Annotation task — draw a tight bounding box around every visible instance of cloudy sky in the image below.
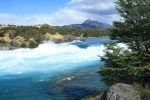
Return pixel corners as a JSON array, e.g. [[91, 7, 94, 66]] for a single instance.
[[0, 0, 120, 26]]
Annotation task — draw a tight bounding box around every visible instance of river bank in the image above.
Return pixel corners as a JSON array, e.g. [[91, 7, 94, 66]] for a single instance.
[[0, 33, 79, 50], [0, 37, 109, 100]]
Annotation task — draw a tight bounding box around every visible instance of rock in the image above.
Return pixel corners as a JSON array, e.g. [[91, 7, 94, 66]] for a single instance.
[[10, 36, 25, 48], [0, 33, 12, 49], [29, 38, 36, 43], [51, 32, 64, 42], [63, 35, 77, 42], [42, 32, 64, 43], [83, 83, 141, 100], [42, 32, 77, 43], [42, 33, 53, 40], [11, 40, 19, 47], [0, 35, 11, 43], [105, 83, 140, 100]]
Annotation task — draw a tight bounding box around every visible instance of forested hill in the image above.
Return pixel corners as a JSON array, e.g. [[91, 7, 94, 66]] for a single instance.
[[0, 23, 111, 49]]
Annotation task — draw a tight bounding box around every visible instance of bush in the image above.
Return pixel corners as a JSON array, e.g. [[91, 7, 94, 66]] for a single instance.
[[134, 83, 150, 100], [29, 41, 38, 48], [20, 43, 26, 48]]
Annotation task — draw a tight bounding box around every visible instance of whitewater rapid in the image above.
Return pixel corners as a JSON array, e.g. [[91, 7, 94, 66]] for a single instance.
[[0, 41, 105, 76], [0, 38, 130, 100]]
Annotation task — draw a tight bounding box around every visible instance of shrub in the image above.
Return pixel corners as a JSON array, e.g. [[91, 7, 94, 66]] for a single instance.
[[29, 41, 38, 48]]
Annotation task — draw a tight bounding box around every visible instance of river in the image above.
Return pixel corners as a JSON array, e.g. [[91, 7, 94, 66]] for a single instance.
[[0, 37, 110, 100]]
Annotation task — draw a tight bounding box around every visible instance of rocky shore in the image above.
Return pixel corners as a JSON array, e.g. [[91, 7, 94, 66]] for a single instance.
[[0, 32, 78, 50]]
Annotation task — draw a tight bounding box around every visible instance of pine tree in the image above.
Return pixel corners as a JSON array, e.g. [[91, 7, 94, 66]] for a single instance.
[[112, 0, 150, 67], [99, 0, 150, 87]]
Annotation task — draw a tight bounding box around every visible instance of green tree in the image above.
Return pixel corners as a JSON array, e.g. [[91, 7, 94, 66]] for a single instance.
[[99, 0, 150, 87], [99, 43, 133, 85], [111, 0, 150, 67]]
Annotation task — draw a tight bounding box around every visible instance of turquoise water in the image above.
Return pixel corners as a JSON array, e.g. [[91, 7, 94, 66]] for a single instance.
[[0, 37, 110, 100]]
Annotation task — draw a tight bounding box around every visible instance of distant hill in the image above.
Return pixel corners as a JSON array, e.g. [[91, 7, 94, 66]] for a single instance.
[[62, 19, 113, 29]]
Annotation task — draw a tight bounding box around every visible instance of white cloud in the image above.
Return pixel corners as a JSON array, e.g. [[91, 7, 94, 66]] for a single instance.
[[0, 0, 120, 26], [68, 0, 115, 12]]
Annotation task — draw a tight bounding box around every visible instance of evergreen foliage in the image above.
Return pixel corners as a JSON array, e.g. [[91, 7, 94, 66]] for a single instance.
[[134, 83, 150, 100], [99, 0, 150, 88], [111, 0, 150, 66], [0, 25, 111, 39]]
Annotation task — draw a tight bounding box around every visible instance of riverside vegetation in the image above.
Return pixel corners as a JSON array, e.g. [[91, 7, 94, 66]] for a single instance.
[[0, 24, 111, 49], [1, 0, 150, 99], [98, 0, 150, 100]]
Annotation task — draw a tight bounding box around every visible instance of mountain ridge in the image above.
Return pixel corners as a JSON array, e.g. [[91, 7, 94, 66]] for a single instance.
[[62, 19, 113, 29]]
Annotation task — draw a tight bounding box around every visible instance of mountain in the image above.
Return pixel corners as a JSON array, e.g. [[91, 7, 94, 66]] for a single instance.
[[82, 19, 113, 29], [63, 19, 113, 29]]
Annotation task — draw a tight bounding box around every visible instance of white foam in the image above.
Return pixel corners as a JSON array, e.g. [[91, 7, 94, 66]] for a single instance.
[[0, 41, 105, 76], [71, 40, 83, 43], [62, 76, 74, 81], [117, 43, 129, 50]]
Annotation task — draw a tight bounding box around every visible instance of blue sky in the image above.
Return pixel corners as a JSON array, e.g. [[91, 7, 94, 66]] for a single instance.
[[0, 0, 69, 16], [0, 0, 119, 25]]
